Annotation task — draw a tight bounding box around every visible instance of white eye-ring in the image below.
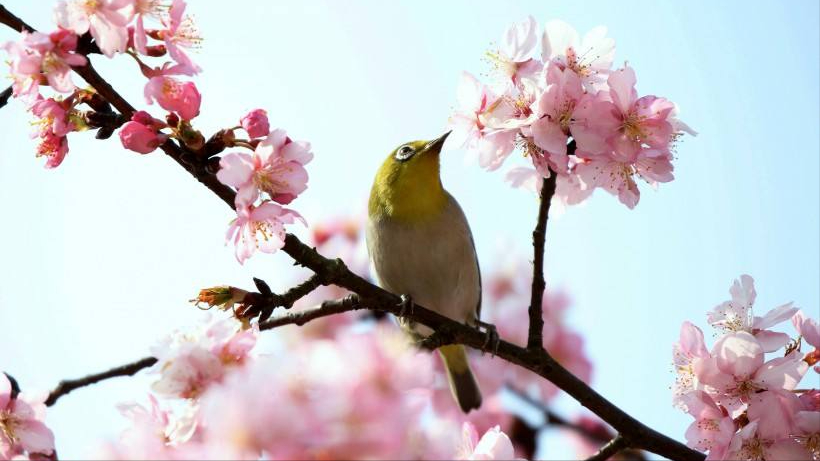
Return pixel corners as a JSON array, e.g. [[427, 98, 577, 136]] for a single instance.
[[395, 145, 415, 161]]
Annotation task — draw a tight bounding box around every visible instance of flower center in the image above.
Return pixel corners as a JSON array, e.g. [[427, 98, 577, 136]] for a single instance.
[[0, 410, 20, 444], [621, 112, 647, 140], [566, 47, 592, 77], [739, 437, 767, 461]]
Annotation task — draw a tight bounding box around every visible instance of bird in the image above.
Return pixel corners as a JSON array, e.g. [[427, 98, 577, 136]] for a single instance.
[[366, 131, 485, 413]]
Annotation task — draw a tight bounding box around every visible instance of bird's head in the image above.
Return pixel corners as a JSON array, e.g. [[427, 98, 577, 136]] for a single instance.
[[368, 131, 451, 222]]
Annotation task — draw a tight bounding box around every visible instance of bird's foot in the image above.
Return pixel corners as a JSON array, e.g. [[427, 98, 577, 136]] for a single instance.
[[398, 294, 414, 318], [474, 318, 500, 356]]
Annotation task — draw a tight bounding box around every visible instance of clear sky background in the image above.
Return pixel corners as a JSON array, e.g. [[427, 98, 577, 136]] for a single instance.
[[1, 1, 818, 459]]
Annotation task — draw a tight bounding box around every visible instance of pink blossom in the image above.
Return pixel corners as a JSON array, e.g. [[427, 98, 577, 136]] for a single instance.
[[541, 20, 615, 91], [119, 119, 168, 154], [680, 391, 735, 457], [239, 109, 270, 139], [149, 317, 257, 398], [35, 131, 69, 169], [792, 310, 820, 349], [457, 424, 523, 460], [672, 321, 710, 406], [722, 420, 812, 461], [707, 275, 798, 352], [0, 375, 55, 459], [131, 0, 167, 56], [528, 62, 583, 169], [573, 147, 673, 209], [225, 201, 305, 264], [217, 129, 313, 208], [794, 410, 820, 457], [30, 96, 74, 137], [196, 327, 451, 460], [158, 0, 202, 75], [54, 0, 134, 57], [143, 76, 201, 120], [446, 72, 517, 171], [694, 331, 808, 415], [596, 66, 677, 159], [2, 30, 87, 100], [485, 16, 541, 85]]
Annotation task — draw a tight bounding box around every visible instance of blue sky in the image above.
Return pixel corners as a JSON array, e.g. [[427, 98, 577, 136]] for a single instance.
[[1, 1, 818, 459]]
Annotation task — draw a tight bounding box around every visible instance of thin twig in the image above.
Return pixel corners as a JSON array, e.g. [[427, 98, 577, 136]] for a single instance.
[[586, 434, 630, 461], [44, 356, 158, 406]]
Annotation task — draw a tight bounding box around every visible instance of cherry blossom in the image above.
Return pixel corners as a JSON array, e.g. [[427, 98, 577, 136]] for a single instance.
[[446, 72, 517, 171], [457, 423, 523, 460], [143, 76, 201, 120], [148, 317, 257, 399], [541, 20, 615, 91], [131, 0, 168, 56], [239, 109, 269, 139], [672, 321, 710, 406], [485, 16, 540, 85], [54, 0, 134, 57], [30, 96, 75, 138], [119, 120, 168, 154], [1, 29, 87, 100], [695, 332, 808, 415], [707, 275, 798, 352], [680, 391, 735, 457], [0, 375, 55, 460], [35, 131, 70, 169], [225, 201, 305, 264], [217, 129, 312, 208], [158, 0, 202, 75]]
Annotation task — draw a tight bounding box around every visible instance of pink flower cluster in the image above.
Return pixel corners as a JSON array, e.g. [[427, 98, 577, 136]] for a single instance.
[[1, 374, 55, 460], [103, 324, 486, 460], [148, 317, 257, 399], [673, 275, 819, 460], [217, 125, 313, 264], [1, 0, 204, 165], [449, 18, 695, 208]]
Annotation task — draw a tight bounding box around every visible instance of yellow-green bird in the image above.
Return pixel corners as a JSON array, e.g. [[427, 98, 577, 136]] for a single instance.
[[366, 131, 483, 413]]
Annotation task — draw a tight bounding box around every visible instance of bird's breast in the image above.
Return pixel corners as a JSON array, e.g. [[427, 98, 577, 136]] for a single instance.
[[366, 193, 481, 335]]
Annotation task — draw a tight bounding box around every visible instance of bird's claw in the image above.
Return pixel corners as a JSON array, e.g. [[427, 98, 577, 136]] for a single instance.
[[475, 318, 500, 356], [398, 294, 414, 318]]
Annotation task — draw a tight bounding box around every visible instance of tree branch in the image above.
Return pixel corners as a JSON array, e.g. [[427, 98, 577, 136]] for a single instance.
[[258, 294, 365, 330], [527, 140, 574, 350], [0, 4, 35, 33], [2, 7, 704, 461], [0, 85, 12, 110], [44, 356, 158, 406], [585, 434, 630, 461]]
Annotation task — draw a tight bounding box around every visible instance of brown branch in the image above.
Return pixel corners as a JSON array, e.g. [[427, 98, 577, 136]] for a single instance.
[[527, 140, 574, 350], [44, 356, 158, 406], [258, 294, 365, 330], [0, 4, 35, 33], [0, 85, 12, 109], [586, 434, 630, 461], [1, 7, 703, 461]]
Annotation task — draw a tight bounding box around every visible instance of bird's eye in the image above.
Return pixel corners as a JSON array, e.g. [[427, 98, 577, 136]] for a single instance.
[[395, 145, 415, 161]]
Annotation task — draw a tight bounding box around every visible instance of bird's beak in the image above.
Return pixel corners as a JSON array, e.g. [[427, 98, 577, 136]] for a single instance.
[[424, 131, 451, 155]]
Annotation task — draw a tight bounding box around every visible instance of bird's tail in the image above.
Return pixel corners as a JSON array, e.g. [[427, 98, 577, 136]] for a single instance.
[[439, 344, 482, 413]]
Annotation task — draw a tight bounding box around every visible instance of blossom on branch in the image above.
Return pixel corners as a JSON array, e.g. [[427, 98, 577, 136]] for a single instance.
[[673, 275, 819, 460], [54, 0, 134, 57], [0, 374, 55, 460], [1, 29, 87, 101]]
